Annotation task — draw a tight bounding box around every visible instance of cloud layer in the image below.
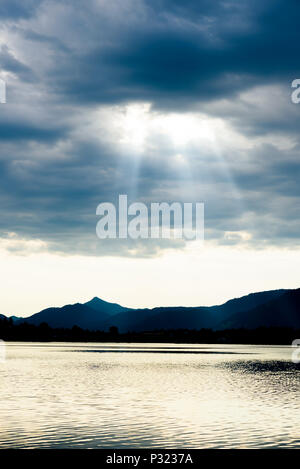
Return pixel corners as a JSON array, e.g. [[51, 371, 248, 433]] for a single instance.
[[0, 0, 299, 256]]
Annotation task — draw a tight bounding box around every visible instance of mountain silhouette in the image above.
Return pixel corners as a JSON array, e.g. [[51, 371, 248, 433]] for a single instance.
[[217, 289, 300, 329], [10, 288, 299, 332], [84, 297, 131, 316], [16, 297, 129, 330], [121, 289, 288, 332]]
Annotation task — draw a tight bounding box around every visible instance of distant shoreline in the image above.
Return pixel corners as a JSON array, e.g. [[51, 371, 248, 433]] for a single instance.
[[0, 317, 298, 346]]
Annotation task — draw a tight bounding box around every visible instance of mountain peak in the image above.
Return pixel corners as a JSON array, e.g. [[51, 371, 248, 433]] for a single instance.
[[86, 297, 111, 307], [84, 297, 130, 316], [89, 296, 102, 302]]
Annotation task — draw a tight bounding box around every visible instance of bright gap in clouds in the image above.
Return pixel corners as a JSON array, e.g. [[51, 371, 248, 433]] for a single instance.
[[96, 103, 220, 151], [93, 102, 245, 205]]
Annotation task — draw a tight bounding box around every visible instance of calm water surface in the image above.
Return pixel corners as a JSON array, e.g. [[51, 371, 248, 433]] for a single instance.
[[0, 342, 299, 448]]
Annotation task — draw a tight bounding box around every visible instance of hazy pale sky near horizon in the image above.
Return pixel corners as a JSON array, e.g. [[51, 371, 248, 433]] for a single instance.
[[2, 243, 300, 317], [0, 0, 300, 316]]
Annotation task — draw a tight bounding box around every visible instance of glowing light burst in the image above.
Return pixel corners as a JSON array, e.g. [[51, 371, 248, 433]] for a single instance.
[[116, 103, 217, 150], [106, 103, 215, 200], [96, 103, 245, 214]]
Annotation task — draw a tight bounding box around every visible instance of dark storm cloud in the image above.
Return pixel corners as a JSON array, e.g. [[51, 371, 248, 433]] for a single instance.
[[0, 136, 187, 256], [0, 122, 65, 141], [0, 45, 34, 82], [1, 0, 300, 107], [1, 134, 300, 255], [0, 0, 42, 20], [40, 0, 300, 110], [0, 0, 300, 255], [22, 30, 70, 54]]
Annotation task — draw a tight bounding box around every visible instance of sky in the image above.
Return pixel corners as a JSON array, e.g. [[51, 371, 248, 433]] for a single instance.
[[0, 0, 300, 316]]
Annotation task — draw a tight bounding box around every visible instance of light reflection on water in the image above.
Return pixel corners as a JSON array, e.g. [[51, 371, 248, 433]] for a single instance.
[[0, 342, 299, 448]]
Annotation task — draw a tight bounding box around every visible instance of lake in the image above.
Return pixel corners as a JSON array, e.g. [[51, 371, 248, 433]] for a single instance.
[[0, 342, 299, 448]]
